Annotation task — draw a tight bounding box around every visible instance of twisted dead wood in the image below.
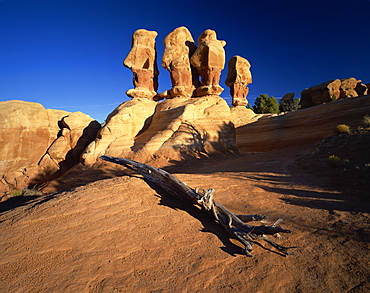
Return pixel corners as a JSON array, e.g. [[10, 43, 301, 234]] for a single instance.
[[101, 155, 293, 257]]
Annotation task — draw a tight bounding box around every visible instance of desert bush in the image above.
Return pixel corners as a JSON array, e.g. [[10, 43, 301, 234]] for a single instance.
[[253, 94, 280, 114], [326, 155, 341, 168], [363, 114, 370, 126], [8, 188, 43, 198], [9, 190, 24, 197], [335, 124, 350, 134], [22, 188, 43, 196]]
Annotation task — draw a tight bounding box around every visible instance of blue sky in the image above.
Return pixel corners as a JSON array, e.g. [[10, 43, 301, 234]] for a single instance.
[[1, 0, 370, 122]]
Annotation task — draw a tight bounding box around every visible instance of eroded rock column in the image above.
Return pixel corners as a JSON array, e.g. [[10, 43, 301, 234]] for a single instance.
[[161, 26, 199, 99], [190, 29, 226, 96], [123, 29, 160, 100], [225, 55, 252, 107]]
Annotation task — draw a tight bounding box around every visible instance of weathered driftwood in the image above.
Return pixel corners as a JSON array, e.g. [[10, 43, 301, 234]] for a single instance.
[[101, 155, 293, 257]]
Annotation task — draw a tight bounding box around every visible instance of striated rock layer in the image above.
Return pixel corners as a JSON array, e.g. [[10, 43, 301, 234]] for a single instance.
[[234, 95, 370, 152], [82, 95, 238, 167], [82, 98, 158, 165], [0, 100, 100, 193], [131, 95, 238, 164]]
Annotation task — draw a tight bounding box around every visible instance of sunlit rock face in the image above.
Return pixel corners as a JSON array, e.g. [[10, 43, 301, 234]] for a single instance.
[[161, 26, 198, 99], [123, 29, 160, 100], [82, 27, 240, 166], [190, 29, 226, 97], [82, 95, 238, 167], [340, 77, 369, 98], [300, 79, 342, 108], [81, 98, 158, 165], [0, 100, 100, 192], [225, 55, 252, 107], [130, 95, 238, 165]]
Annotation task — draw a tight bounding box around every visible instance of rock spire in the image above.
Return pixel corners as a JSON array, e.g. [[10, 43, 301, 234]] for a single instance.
[[123, 29, 160, 100], [225, 55, 252, 107], [190, 29, 226, 96], [161, 26, 199, 98]]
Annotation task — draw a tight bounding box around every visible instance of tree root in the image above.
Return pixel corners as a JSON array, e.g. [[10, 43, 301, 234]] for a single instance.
[[101, 156, 293, 257]]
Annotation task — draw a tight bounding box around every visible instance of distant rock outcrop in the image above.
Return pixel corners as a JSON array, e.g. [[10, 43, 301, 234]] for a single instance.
[[300, 79, 341, 108], [300, 78, 368, 108], [340, 78, 359, 98], [280, 92, 295, 103], [0, 100, 100, 193]]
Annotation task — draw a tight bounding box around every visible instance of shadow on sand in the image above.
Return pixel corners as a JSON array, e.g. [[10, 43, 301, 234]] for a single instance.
[[144, 179, 244, 257], [144, 179, 288, 257]]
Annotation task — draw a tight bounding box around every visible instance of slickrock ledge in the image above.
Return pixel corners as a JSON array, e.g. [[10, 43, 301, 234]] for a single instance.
[[0, 100, 100, 193]]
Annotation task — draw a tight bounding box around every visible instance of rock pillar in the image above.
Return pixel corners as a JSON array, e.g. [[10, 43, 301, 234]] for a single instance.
[[123, 29, 160, 100], [225, 55, 252, 107]]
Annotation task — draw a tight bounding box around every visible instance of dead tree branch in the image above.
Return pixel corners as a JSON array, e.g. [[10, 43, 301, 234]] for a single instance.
[[101, 155, 293, 257]]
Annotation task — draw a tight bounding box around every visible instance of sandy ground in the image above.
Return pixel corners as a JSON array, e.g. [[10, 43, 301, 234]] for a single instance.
[[1, 146, 369, 292]]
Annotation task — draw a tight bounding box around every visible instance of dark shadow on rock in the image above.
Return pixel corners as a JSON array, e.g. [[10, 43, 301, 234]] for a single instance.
[[144, 179, 244, 257], [28, 120, 101, 189], [164, 121, 239, 172]]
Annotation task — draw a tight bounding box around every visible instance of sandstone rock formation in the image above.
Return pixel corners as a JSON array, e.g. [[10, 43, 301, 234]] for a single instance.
[[230, 106, 257, 128], [280, 92, 295, 103], [80, 27, 237, 166], [123, 29, 160, 100], [300, 78, 367, 108], [340, 77, 360, 98], [355, 82, 368, 96], [0, 100, 100, 193], [82, 96, 238, 167], [190, 29, 226, 97], [131, 96, 238, 165], [300, 79, 341, 108], [82, 98, 157, 165], [161, 27, 199, 99], [366, 84, 370, 94], [234, 94, 370, 152], [225, 55, 252, 107]]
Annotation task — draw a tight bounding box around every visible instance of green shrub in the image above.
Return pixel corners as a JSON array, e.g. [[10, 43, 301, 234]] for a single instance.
[[253, 94, 280, 114], [335, 124, 350, 134], [9, 190, 24, 197], [326, 155, 341, 168]]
